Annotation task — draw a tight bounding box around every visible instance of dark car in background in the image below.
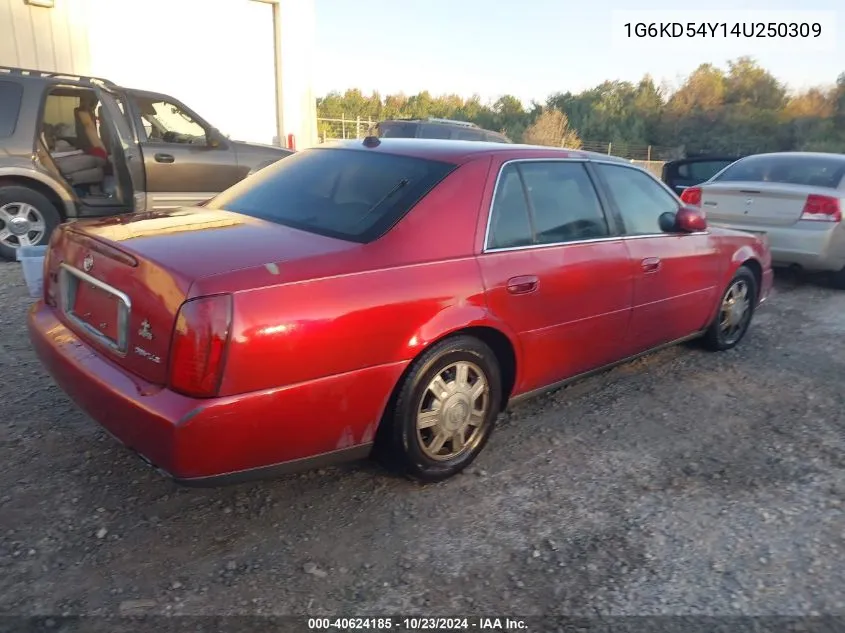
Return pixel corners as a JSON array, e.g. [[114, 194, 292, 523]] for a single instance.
[[662, 155, 741, 195], [373, 118, 511, 143], [0, 66, 293, 260]]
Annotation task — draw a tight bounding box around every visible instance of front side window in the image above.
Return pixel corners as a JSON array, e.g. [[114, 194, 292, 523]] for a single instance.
[[208, 147, 457, 243], [595, 163, 679, 236], [486, 161, 610, 249], [132, 97, 207, 145]]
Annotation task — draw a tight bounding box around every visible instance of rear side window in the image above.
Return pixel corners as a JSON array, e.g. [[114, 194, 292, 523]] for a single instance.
[[0, 81, 23, 138], [713, 155, 845, 189], [377, 122, 419, 138], [208, 148, 457, 243], [486, 161, 609, 250]]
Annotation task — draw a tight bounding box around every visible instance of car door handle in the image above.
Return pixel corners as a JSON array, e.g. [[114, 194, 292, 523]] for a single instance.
[[154, 153, 175, 164], [507, 275, 539, 295], [641, 257, 661, 273]]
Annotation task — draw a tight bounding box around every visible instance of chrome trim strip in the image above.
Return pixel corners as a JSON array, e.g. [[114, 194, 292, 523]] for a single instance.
[[481, 157, 687, 254], [58, 263, 132, 355], [484, 231, 711, 254]]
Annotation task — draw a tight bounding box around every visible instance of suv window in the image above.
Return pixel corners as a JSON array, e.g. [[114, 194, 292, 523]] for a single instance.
[[132, 96, 207, 145], [595, 163, 679, 236], [485, 132, 508, 143], [0, 81, 23, 138], [207, 147, 457, 243], [712, 154, 845, 189], [377, 122, 419, 138], [42, 94, 81, 142], [419, 123, 452, 140], [487, 161, 609, 249], [453, 128, 485, 141], [677, 160, 733, 182]]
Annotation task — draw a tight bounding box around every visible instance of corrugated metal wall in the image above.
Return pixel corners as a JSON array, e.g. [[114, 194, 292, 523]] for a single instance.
[[0, 0, 93, 74], [0, 0, 318, 147]]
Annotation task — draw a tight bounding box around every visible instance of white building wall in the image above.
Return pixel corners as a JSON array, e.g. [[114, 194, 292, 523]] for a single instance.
[[0, 0, 317, 148]]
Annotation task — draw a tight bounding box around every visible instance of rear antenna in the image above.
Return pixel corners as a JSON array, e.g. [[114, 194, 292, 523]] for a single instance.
[[363, 135, 381, 148]]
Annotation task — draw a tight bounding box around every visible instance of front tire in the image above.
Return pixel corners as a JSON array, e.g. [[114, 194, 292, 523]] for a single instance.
[[377, 335, 502, 483], [702, 266, 757, 351], [0, 186, 62, 261]]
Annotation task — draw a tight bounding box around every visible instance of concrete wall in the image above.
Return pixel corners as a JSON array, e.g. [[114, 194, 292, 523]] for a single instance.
[[0, 0, 317, 148]]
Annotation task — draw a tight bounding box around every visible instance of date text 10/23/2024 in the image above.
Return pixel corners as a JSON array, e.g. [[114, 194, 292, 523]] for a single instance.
[[307, 617, 528, 631]]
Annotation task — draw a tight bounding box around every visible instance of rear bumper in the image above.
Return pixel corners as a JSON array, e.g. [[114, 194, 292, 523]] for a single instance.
[[715, 221, 845, 272], [28, 302, 401, 484]]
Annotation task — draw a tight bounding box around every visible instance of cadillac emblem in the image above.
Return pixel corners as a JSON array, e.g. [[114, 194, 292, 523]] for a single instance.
[[82, 253, 94, 272]]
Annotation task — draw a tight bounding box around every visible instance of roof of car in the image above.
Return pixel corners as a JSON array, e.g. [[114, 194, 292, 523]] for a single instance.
[[736, 152, 845, 162], [314, 138, 632, 165]]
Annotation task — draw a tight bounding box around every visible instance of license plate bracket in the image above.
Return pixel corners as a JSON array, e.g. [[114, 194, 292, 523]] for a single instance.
[[59, 264, 132, 354]]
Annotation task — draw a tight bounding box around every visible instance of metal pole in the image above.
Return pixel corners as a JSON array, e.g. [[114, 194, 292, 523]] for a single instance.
[[271, 2, 285, 147]]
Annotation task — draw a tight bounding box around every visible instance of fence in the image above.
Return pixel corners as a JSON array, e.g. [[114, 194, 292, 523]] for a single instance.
[[317, 116, 374, 142]]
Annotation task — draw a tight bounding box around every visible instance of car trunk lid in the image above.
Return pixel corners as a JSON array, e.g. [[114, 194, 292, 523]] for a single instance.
[[48, 208, 356, 385], [701, 182, 832, 227]]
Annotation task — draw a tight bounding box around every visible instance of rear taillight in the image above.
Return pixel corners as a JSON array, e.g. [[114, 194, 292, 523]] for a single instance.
[[800, 194, 842, 222], [680, 187, 702, 206], [169, 294, 233, 398]]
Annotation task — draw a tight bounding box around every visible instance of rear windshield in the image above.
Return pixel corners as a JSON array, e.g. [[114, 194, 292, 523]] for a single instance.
[[207, 147, 457, 243], [377, 122, 419, 138], [712, 154, 845, 189]]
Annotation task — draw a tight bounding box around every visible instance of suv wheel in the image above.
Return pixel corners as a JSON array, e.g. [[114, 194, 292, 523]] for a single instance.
[[0, 186, 62, 261]]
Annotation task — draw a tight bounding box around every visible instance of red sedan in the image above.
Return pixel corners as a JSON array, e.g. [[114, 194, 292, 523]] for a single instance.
[[28, 138, 773, 485]]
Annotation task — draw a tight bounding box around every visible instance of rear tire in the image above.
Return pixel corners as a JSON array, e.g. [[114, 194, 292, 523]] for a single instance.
[[376, 335, 502, 483], [0, 186, 62, 261], [702, 266, 758, 351]]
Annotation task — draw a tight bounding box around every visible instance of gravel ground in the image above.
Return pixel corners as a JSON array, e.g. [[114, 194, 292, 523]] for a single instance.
[[1, 260, 844, 620]]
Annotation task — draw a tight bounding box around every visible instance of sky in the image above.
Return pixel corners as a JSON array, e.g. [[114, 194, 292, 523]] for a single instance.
[[313, 0, 842, 106]]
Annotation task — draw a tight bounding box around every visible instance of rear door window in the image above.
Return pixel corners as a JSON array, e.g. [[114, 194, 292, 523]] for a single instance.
[[486, 161, 610, 249], [712, 154, 845, 189], [0, 81, 23, 137], [208, 147, 457, 243]]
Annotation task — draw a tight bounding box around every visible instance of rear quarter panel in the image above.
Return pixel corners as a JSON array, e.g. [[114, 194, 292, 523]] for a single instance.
[[705, 227, 771, 322], [196, 156, 515, 398]]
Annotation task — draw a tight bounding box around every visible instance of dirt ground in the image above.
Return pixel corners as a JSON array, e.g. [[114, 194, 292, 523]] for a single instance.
[[1, 260, 844, 619]]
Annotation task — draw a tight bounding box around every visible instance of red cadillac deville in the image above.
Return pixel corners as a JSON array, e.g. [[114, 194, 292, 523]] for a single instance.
[[28, 138, 773, 485]]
